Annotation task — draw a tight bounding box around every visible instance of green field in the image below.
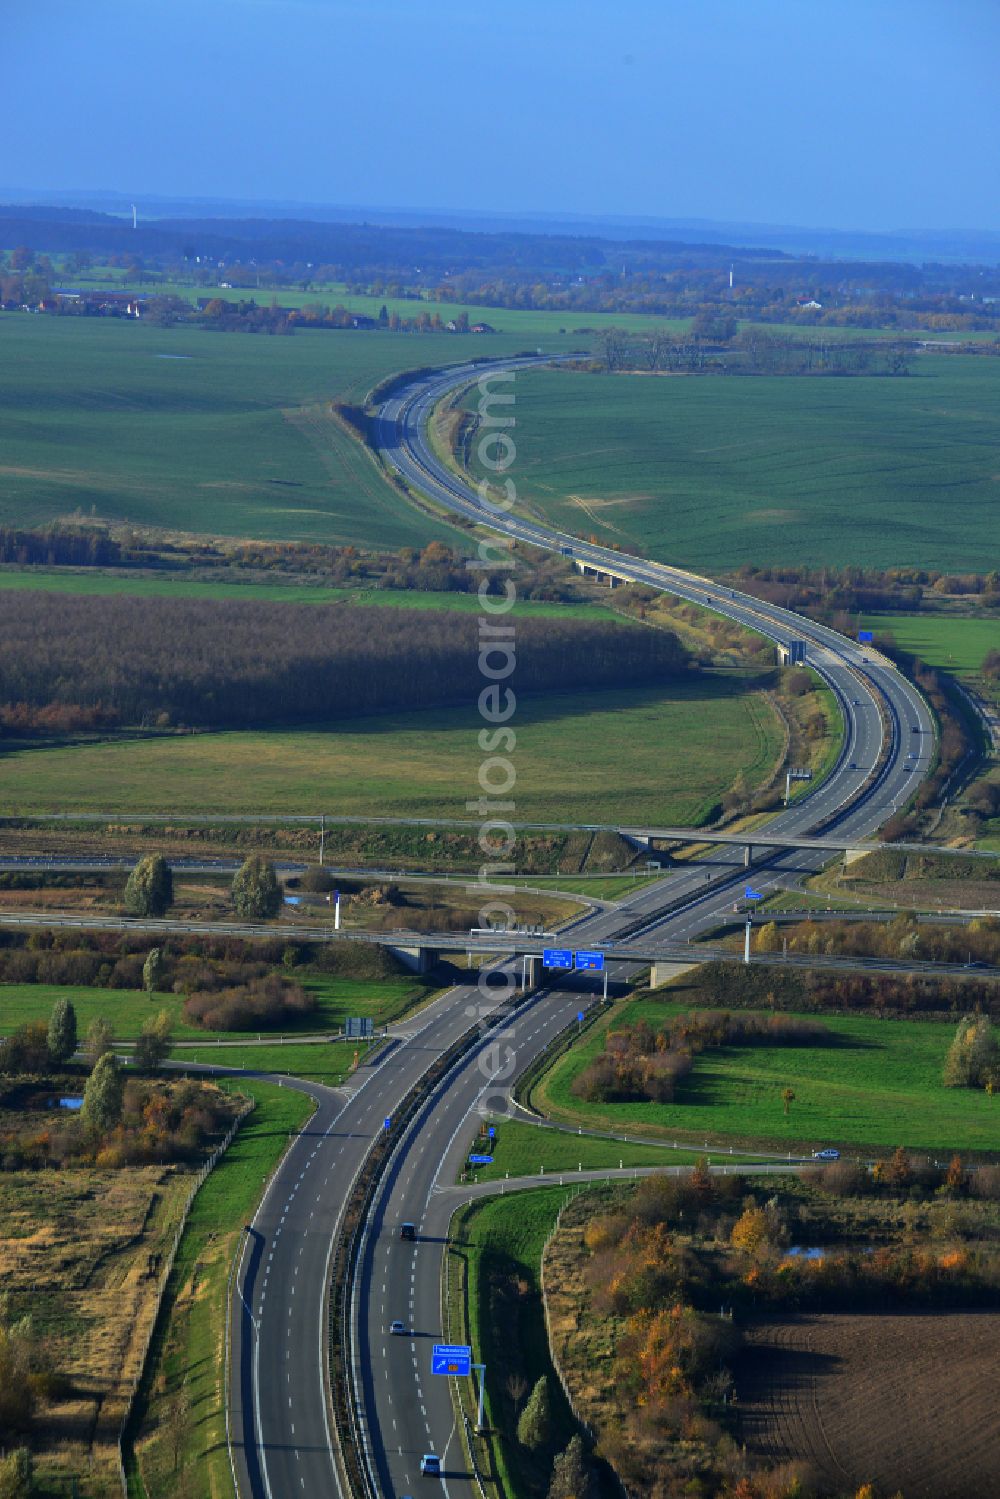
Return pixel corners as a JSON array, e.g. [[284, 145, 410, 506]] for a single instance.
[[0, 677, 783, 823], [530, 990, 1000, 1154], [0, 314, 564, 548], [464, 359, 1000, 571], [0, 975, 431, 1040], [0, 568, 617, 621], [460, 1117, 765, 1182], [862, 613, 999, 680], [128, 1078, 313, 1496]]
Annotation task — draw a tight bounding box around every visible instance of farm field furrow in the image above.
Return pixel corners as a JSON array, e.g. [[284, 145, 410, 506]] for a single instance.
[[736, 1311, 1000, 1499]]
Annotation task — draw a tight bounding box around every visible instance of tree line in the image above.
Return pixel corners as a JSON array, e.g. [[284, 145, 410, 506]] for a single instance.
[[694, 959, 999, 1020], [593, 327, 913, 376], [0, 593, 690, 733]]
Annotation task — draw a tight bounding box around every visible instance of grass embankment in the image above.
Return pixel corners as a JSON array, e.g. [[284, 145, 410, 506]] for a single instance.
[[0, 678, 784, 824], [0, 976, 433, 1040], [506, 873, 658, 899], [458, 1117, 767, 1183], [168, 1040, 359, 1087], [528, 985, 1000, 1155], [128, 1079, 313, 1499], [462, 360, 1000, 572], [447, 1188, 575, 1499]]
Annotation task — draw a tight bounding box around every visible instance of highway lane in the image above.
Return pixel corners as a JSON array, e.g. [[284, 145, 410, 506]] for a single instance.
[[229, 975, 570, 1499], [354, 980, 594, 1499]]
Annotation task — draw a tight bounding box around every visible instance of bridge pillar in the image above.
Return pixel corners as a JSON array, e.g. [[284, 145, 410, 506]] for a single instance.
[[521, 955, 541, 990], [744, 844, 754, 868], [388, 944, 433, 974]]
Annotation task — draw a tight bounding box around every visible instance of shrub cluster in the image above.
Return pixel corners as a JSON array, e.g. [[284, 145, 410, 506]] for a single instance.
[[572, 1010, 831, 1105], [0, 1078, 235, 1171], [182, 974, 315, 1031]]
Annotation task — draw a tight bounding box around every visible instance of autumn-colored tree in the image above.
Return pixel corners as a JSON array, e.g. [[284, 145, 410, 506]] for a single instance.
[[689, 1155, 713, 1197], [944, 1154, 967, 1196], [874, 1146, 913, 1192], [731, 1206, 770, 1255], [943, 1014, 997, 1090]]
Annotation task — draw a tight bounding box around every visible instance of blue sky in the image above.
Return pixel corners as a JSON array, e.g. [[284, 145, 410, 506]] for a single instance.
[[4, 0, 999, 230]]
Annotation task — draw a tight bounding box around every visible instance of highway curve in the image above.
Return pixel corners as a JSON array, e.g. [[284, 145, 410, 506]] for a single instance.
[[229, 356, 937, 1499]]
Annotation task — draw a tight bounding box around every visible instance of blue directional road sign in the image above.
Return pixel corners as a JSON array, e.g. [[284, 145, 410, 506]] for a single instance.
[[468, 1154, 493, 1165], [487, 1126, 496, 1139], [575, 950, 605, 971], [432, 1343, 472, 1376], [542, 947, 573, 970], [745, 886, 763, 901], [383, 1116, 392, 1131], [858, 630, 874, 643]]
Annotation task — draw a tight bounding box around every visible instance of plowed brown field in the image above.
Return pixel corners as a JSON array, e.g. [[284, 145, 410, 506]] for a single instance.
[[735, 1311, 1000, 1499]]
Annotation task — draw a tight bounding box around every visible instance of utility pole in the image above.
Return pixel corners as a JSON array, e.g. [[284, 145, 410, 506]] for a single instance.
[[744, 917, 752, 965], [319, 814, 325, 866]]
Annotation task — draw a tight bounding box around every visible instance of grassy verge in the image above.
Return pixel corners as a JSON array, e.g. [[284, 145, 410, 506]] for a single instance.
[[0, 976, 435, 1040], [168, 1040, 360, 1087], [505, 873, 657, 899], [446, 1188, 576, 1499], [528, 984, 1000, 1156], [128, 1079, 314, 1499], [456, 1117, 766, 1183]]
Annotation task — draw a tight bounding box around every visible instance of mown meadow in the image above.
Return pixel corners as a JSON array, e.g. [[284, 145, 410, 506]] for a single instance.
[[529, 988, 1000, 1155]]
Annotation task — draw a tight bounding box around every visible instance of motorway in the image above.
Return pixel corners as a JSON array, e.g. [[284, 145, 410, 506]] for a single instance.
[[220, 354, 943, 1499]]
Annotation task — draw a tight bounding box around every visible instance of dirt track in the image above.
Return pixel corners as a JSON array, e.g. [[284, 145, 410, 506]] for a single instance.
[[735, 1311, 1000, 1499]]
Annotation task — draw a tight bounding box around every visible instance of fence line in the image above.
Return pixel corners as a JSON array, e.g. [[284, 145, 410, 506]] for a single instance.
[[117, 1097, 256, 1496]]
